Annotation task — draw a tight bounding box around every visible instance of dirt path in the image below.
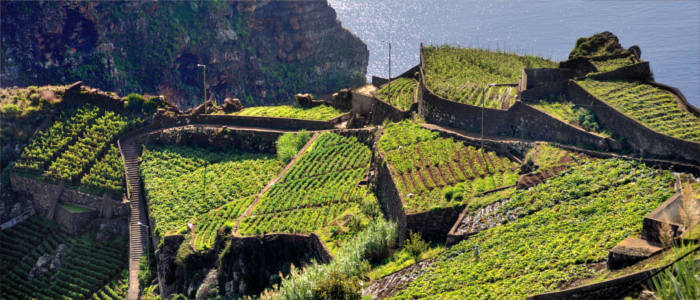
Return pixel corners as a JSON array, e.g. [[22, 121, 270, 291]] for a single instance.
[[232, 133, 321, 235]]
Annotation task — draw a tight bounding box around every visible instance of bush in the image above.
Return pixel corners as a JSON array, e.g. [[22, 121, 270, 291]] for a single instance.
[[312, 270, 361, 300], [1, 103, 21, 118], [276, 131, 311, 163], [124, 93, 145, 111], [405, 231, 429, 260]]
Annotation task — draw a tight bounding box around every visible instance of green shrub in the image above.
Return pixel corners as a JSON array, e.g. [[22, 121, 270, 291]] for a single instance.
[[405, 231, 429, 260], [1, 104, 21, 118], [312, 270, 361, 300], [276, 131, 311, 163], [124, 93, 145, 111]]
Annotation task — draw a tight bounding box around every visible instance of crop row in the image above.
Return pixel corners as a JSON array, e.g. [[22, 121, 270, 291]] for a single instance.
[[391, 159, 674, 299], [577, 79, 700, 142], [592, 55, 638, 73], [0, 217, 127, 300], [44, 110, 132, 184], [192, 195, 256, 251], [90, 269, 128, 300], [423, 45, 556, 108], [376, 78, 417, 111], [78, 144, 125, 198], [140, 145, 284, 240], [14, 105, 102, 175], [379, 120, 520, 212], [530, 98, 610, 137], [232, 104, 346, 121], [239, 203, 351, 236], [240, 133, 372, 236]]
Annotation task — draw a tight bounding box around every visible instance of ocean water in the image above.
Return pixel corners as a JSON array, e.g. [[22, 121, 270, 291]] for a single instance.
[[329, 0, 700, 106]]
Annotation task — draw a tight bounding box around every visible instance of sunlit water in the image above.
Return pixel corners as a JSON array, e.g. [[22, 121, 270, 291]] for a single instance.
[[329, 0, 700, 106]]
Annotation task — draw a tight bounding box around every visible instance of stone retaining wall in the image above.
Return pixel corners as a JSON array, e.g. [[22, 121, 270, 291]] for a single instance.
[[11, 174, 127, 220], [405, 205, 465, 243], [143, 126, 282, 154], [54, 203, 98, 235], [567, 81, 700, 165], [587, 62, 653, 82]]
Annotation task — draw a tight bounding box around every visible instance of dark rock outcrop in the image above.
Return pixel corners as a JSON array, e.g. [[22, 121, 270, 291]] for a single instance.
[[1, 0, 368, 108]]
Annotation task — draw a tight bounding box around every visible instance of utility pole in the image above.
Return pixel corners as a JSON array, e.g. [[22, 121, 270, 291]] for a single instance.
[[383, 41, 391, 93], [197, 64, 206, 103]]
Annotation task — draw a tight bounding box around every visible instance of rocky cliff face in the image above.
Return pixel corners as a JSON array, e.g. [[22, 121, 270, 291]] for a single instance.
[[1, 0, 368, 108]]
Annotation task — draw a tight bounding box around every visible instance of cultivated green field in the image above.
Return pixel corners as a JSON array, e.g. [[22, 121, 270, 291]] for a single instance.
[[390, 159, 674, 299], [238, 133, 372, 236], [230, 104, 346, 121], [140, 145, 284, 240], [578, 79, 700, 142], [0, 217, 127, 300], [379, 120, 520, 212], [423, 46, 556, 109], [376, 78, 417, 111]]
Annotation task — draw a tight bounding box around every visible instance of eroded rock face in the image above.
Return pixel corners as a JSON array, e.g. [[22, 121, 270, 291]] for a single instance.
[[1, 0, 368, 108], [28, 244, 69, 281]]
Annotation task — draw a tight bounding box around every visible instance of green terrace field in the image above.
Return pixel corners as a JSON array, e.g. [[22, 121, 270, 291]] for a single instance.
[[376, 78, 417, 111], [591, 55, 638, 73], [389, 159, 674, 299], [228, 104, 346, 121], [238, 133, 372, 236], [192, 195, 256, 251], [140, 145, 284, 241], [526, 143, 587, 173], [530, 98, 611, 138], [423, 45, 556, 109], [378, 120, 520, 212], [577, 79, 700, 142], [0, 217, 127, 300], [13, 104, 140, 196]]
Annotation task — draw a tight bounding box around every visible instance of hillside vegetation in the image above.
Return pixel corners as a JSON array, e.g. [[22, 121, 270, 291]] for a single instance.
[[423, 46, 556, 109], [0, 217, 127, 300], [140, 145, 283, 241], [13, 104, 141, 197], [578, 79, 700, 142], [391, 159, 674, 299], [379, 120, 519, 212], [230, 105, 346, 121], [376, 78, 417, 111], [238, 133, 373, 236]]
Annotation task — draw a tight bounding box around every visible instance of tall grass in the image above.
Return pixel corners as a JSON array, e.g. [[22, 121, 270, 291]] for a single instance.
[[650, 248, 700, 300], [262, 219, 397, 300]]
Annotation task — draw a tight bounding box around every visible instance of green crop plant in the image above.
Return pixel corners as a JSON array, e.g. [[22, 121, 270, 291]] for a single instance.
[[379, 120, 520, 212], [592, 55, 638, 73], [229, 104, 346, 121], [238, 133, 372, 236], [389, 159, 674, 299], [530, 97, 610, 137], [376, 78, 417, 111], [192, 195, 256, 251], [578, 79, 700, 142], [140, 144, 284, 243], [78, 145, 125, 198], [423, 46, 556, 109], [0, 217, 127, 300]]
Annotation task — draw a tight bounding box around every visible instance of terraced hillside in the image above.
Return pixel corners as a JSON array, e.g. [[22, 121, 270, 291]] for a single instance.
[[238, 132, 373, 236], [577, 79, 700, 142], [591, 55, 639, 73], [140, 145, 284, 242], [423, 46, 556, 109], [13, 104, 141, 197], [229, 104, 346, 121], [379, 120, 520, 212], [389, 159, 674, 299], [530, 97, 611, 137], [0, 217, 127, 300], [376, 78, 418, 111]]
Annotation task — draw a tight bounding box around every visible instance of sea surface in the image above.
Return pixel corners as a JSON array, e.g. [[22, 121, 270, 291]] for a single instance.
[[329, 0, 700, 106]]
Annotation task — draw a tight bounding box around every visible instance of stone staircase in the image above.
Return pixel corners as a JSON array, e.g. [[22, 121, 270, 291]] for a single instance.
[[120, 140, 148, 300]]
